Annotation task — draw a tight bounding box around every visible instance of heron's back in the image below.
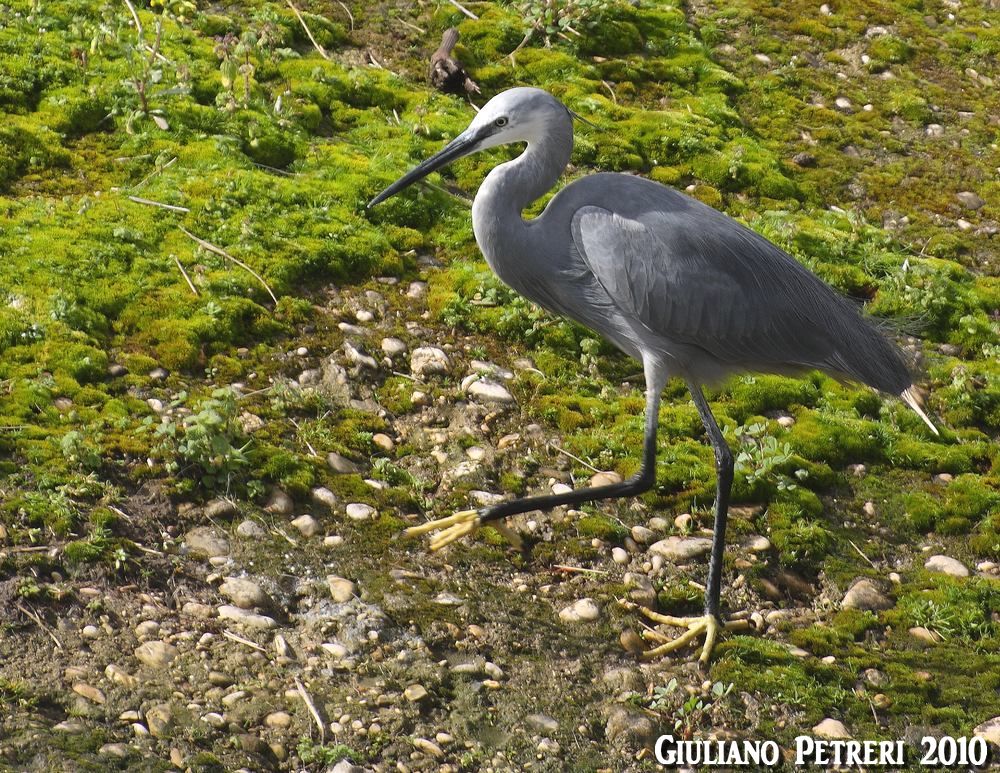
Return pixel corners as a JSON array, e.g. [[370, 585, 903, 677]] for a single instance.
[[536, 173, 912, 394]]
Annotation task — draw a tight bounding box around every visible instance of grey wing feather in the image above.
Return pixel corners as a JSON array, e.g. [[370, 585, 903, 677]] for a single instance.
[[570, 204, 911, 393]]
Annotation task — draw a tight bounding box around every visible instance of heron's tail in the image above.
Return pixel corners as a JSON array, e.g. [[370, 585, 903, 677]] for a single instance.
[[901, 386, 938, 435]]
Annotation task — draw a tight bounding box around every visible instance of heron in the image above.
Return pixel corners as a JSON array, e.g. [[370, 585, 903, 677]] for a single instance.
[[368, 87, 937, 664]]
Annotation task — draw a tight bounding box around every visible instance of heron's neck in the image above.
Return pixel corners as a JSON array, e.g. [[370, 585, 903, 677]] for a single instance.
[[471, 125, 573, 260]]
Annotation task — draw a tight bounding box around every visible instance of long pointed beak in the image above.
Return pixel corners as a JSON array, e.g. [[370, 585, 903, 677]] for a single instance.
[[367, 125, 486, 209]]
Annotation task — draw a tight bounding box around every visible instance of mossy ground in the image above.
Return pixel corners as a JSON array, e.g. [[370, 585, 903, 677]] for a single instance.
[[0, 0, 997, 769]]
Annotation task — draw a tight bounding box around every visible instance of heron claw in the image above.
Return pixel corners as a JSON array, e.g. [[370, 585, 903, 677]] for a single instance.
[[628, 608, 752, 665], [403, 509, 482, 550]]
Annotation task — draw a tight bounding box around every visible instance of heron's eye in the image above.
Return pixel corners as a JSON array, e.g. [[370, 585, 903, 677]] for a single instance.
[[495, 116, 508, 127]]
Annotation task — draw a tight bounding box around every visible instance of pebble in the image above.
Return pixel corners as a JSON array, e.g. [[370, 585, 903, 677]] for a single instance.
[[233, 520, 265, 541], [611, 547, 629, 564], [204, 499, 239, 519], [590, 471, 623, 487], [925, 123, 944, 137], [145, 704, 174, 738], [99, 743, 129, 758], [407, 281, 427, 299], [265, 488, 294, 515], [649, 536, 712, 561], [410, 347, 450, 377], [135, 620, 160, 639], [80, 623, 99, 640], [754, 53, 771, 64], [973, 716, 1000, 745], [559, 598, 600, 623], [630, 525, 654, 544], [842, 579, 893, 611], [863, 501, 876, 517], [327, 452, 361, 474], [219, 577, 272, 610], [381, 337, 407, 357], [181, 601, 214, 618], [924, 554, 969, 577], [372, 432, 395, 451], [328, 576, 356, 603], [813, 718, 851, 739], [909, 626, 941, 644], [149, 367, 168, 381], [673, 513, 693, 531], [54, 720, 86, 733], [290, 514, 320, 537], [551, 482, 573, 495], [605, 707, 655, 745], [834, 97, 852, 110], [466, 379, 515, 404], [404, 684, 429, 702], [324, 535, 344, 548], [184, 527, 230, 559], [956, 191, 985, 210], [105, 664, 138, 689], [217, 605, 278, 629], [538, 738, 561, 754], [743, 535, 771, 553], [72, 683, 106, 704], [134, 641, 178, 669], [413, 738, 444, 758], [346, 503, 376, 521], [311, 487, 338, 509], [265, 711, 292, 729], [526, 713, 559, 734], [862, 668, 888, 687], [222, 690, 247, 707]]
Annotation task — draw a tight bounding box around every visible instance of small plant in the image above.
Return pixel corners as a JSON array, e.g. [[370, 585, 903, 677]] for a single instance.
[[649, 678, 735, 739], [516, 0, 612, 49], [730, 421, 804, 491], [296, 740, 359, 765], [148, 388, 250, 491]]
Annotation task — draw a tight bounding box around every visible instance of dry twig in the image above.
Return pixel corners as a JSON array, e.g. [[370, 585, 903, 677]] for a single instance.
[[295, 677, 327, 743], [179, 226, 278, 305], [285, 0, 331, 60]]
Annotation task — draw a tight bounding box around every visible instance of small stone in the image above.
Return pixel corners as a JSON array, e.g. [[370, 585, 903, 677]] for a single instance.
[[324, 535, 344, 548], [605, 707, 655, 746], [98, 743, 129, 758], [590, 471, 623, 487], [321, 642, 349, 659], [410, 346, 450, 377], [413, 738, 444, 758], [924, 555, 969, 577], [311, 487, 338, 509], [134, 620, 160, 639], [236, 519, 266, 539], [630, 525, 654, 544], [862, 668, 888, 687], [290, 514, 320, 537], [220, 577, 272, 610], [744, 535, 771, 553], [201, 712, 225, 729], [296, 346, 309, 356], [611, 547, 629, 564], [105, 664, 138, 689], [820, 3, 831, 14], [80, 624, 99, 640], [265, 711, 292, 729], [973, 716, 1000, 746], [372, 433, 394, 452], [54, 720, 87, 733], [108, 364, 127, 378], [134, 641, 177, 669], [649, 536, 712, 561], [956, 191, 986, 210], [217, 605, 278, 629], [208, 671, 233, 686], [559, 598, 600, 623], [956, 219, 973, 231], [346, 503, 375, 521], [328, 576, 356, 603], [404, 684, 429, 702], [146, 704, 174, 738], [72, 683, 106, 704], [619, 629, 644, 655], [863, 501, 876, 517], [466, 379, 515, 404], [381, 337, 407, 357], [265, 488, 294, 515], [204, 499, 238, 519], [847, 464, 866, 477], [835, 96, 852, 110], [673, 513, 693, 530], [754, 53, 771, 64], [813, 718, 851, 739], [327, 452, 361, 474], [925, 123, 944, 137], [406, 281, 428, 299], [909, 626, 941, 644], [842, 579, 893, 611], [149, 367, 169, 381], [185, 527, 230, 559], [526, 713, 559, 734]]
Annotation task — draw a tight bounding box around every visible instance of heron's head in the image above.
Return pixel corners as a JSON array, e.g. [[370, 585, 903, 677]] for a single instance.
[[368, 87, 570, 208]]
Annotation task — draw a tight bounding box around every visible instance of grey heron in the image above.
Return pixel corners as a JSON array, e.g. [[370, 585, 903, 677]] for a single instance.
[[369, 87, 937, 664]]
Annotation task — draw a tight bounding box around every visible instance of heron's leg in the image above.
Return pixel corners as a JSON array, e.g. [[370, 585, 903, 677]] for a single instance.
[[624, 382, 738, 665], [405, 359, 668, 550]]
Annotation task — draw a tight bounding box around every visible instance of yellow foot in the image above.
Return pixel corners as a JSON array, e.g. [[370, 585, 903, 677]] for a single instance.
[[403, 509, 481, 551], [623, 604, 752, 665]]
